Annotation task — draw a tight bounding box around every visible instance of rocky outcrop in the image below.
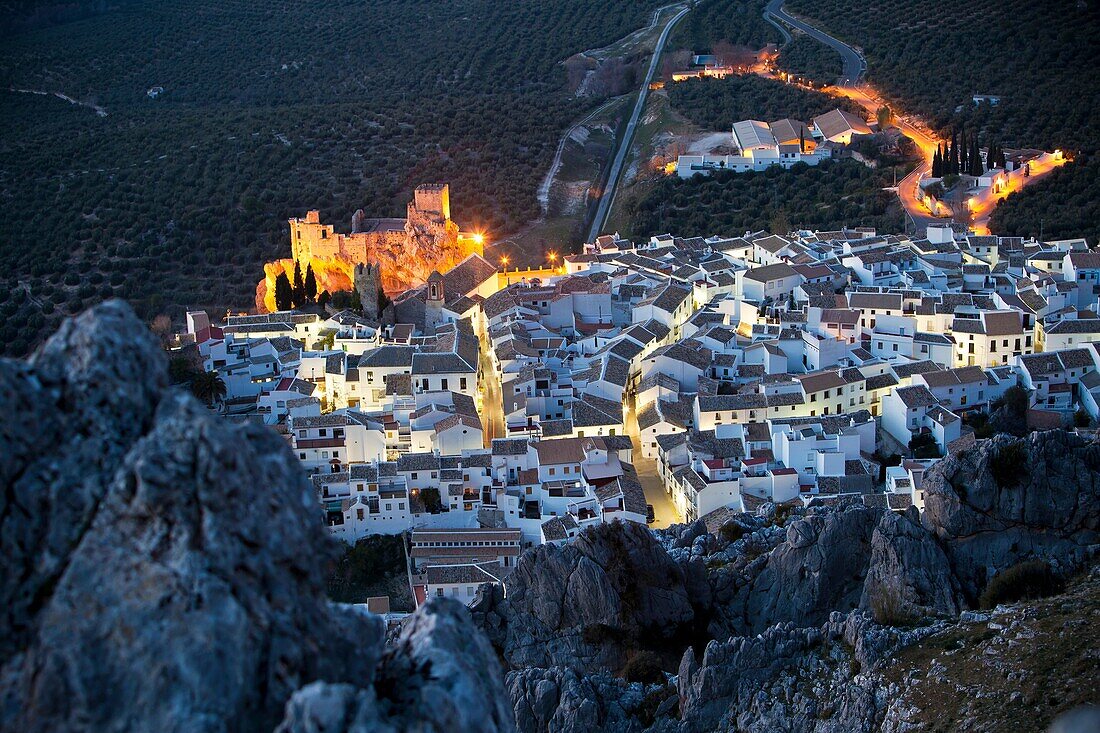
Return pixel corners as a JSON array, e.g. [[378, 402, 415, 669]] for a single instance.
[[506, 667, 670, 733], [473, 521, 709, 671], [860, 505, 962, 619], [725, 504, 879, 634], [278, 599, 515, 733], [0, 301, 511, 733], [922, 431, 1100, 600]]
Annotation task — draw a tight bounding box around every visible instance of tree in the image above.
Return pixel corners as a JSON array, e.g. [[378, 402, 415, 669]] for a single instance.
[[168, 355, 200, 384], [274, 271, 293, 311], [317, 290, 331, 308], [304, 263, 317, 303], [875, 105, 894, 129], [931, 147, 942, 177], [969, 137, 983, 177], [150, 314, 174, 348], [292, 260, 305, 308], [769, 208, 791, 235], [190, 370, 226, 407]]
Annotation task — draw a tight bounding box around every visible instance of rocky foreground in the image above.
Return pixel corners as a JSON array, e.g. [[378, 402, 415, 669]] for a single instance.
[[0, 302, 1097, 732]]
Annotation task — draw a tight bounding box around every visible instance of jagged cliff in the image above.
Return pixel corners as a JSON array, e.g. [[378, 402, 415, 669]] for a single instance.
[[0, 301, 512, 733], [474, 431, 1099, 732], [0, 304, 1096, 732]]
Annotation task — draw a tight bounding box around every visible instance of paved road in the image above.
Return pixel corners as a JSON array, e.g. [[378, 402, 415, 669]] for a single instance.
[[479, 340, 505, 446], [586, 3, 692, 242], [764, 0, 864, 85], [764, 1, 945, 234]]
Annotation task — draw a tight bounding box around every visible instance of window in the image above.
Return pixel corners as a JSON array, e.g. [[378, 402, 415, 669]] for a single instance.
[[460, 378, 468, 390], [299, 453, 306, 460], [441, 378, 449, 390], [436, 588, 444, 597], [548, 468, 555, 476]]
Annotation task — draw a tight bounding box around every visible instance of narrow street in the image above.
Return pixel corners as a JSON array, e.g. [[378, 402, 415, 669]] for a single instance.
[[479, 338, 505, 447], [625, 392, 681, 529]]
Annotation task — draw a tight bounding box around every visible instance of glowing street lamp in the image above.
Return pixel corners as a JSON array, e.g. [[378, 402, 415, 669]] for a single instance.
[[500, 256, 509, 268], [548, 251, 557, 263], [472, 232, 485, 245]]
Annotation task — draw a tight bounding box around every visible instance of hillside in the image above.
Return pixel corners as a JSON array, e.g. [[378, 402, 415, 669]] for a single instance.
[[784, 0, 1100, 243], [626, 159, 903, 239], [0, 0, 665, 355]]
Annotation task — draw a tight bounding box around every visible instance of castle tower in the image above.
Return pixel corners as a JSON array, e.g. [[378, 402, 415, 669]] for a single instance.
[[424, 270, 444, 332], [413, 183, 450, 222], [354, 263, 382, 322]]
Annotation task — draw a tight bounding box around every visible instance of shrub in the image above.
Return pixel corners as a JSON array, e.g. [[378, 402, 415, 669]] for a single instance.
[[622, 650, 665, 684], [869, 587, 916, 626], [979, 560, 1065, 610], [419, 487, 443, 514], [988, 441, 1028, 489]]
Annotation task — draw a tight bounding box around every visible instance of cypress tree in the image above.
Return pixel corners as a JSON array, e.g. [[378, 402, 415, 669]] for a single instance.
[[971, 138, 983, 176], [931, 148, 942, 177], [292, 260, 305, 308], [274, 272, 293, 311], [304, 263, 317, 303]]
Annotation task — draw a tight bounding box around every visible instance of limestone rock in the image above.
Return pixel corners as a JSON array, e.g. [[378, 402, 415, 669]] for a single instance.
[[473, 521, 707, 671], [860, 505, 962, 619], [0, 301, 509, 733], [921, 431, 1100, 599], [732, 504, 879, 634], [278, 599, 515, 733]]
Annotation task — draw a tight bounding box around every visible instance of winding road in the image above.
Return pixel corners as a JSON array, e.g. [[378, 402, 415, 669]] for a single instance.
[[764, 0, 864, 85], [586, 3, 691, 242], [763, 1, 943, 233]]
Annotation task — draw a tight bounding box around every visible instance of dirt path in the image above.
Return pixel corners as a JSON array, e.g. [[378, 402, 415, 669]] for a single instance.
[[9, 86, 108, 117]]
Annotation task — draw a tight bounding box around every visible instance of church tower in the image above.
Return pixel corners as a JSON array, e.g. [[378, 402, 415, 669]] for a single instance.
[[424, 270, 444, 332]]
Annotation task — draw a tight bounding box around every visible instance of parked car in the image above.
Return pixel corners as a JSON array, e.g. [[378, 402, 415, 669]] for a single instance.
[[646, 504, 656, 524]]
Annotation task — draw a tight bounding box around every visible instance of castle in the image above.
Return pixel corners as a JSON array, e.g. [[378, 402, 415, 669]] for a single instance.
[[287, 184, 483, 295]]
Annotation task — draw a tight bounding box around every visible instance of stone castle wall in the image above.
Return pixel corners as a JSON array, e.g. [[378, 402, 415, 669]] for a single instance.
[[263, 183, 483, 311]]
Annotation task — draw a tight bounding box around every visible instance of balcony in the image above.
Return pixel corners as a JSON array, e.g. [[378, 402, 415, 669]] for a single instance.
[[296, 438, 344, 449]]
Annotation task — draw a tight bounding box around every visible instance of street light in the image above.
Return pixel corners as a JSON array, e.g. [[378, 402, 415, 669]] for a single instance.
[[500, 256, 509, 268]]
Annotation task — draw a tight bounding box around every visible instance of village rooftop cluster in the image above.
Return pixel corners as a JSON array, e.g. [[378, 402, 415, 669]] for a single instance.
[[179, 220, 1100, 606]]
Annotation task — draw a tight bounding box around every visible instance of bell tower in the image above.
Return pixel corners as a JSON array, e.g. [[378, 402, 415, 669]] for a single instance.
[[425, 270, 444, 332]]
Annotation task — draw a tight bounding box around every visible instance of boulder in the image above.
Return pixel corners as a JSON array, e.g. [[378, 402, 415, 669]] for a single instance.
[[473, 521, 708, 670], [278, 599, 515, 733], [732, 504, 880, 634], [921, 431, 1100, 599], [860, 505, 962, 619]]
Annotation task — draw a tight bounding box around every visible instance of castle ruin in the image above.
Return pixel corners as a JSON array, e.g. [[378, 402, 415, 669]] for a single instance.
[[287, 183, 483, 296]]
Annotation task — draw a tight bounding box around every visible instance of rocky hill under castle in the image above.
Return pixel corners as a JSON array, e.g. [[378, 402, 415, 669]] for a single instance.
[[0, 302, 1096, 732]]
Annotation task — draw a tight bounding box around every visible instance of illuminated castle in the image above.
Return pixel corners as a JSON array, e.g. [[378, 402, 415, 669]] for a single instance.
[[285, 183, 483, 296]]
